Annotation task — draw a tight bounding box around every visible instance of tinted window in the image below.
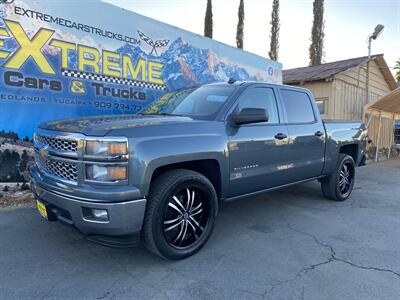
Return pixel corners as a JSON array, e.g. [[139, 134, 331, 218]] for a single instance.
[[281, 89, 315, 123], [140, 85, 236, 120], [237, 87, 279, 123]]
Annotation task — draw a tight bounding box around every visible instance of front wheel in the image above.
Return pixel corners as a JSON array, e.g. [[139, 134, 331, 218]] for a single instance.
[[142, 169, 218, 260], [321, 154, 355, 201]]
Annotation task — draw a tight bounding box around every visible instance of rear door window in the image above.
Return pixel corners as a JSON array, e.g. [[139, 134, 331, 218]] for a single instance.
[[281, 89, 316, 124]]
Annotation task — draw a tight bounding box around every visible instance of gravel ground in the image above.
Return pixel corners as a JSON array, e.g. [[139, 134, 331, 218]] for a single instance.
[[0, 183, 34, 210], [0, 160, 399, 300]]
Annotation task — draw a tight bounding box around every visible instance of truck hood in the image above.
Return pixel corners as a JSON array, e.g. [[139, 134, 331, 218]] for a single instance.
[[39, 114, 196, 136]]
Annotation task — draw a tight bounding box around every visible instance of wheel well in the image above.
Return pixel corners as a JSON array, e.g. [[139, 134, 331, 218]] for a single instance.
[[339, 144, 358, 162], [150, 160, 222, 199]]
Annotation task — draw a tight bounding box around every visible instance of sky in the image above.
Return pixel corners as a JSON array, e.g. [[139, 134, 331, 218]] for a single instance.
[[102, 0, 400, 74]]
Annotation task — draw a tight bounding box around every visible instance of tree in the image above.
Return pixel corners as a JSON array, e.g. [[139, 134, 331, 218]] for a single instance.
[[204, 0, 213, 38], [19, 150, 29, 172], [309, 0, 325, 65], [21, 182, 30, 191], [0, 149, 22, 182], [268, 0, 280, 61], [394, 58, 400, 82], [236, 0, 245, 49], [0, 130, 19, 140]]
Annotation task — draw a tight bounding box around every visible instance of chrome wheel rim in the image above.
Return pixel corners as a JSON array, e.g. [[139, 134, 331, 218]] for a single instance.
[[339, 163, 353, 195], [163, 186, 210, 249]]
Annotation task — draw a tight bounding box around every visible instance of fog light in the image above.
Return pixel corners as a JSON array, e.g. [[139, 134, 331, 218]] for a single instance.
[[83, 207, 109, 222], [92, 209, 108, 220]]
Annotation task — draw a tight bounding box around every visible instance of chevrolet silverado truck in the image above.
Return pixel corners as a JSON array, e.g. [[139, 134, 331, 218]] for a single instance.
[[30, 82, 368, 260]]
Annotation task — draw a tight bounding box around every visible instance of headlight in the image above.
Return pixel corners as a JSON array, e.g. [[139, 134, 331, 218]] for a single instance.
[[86, 164, 127, 182], [86, 140, 127, 157]]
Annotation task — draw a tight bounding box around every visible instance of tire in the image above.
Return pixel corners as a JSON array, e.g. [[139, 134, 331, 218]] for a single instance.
[[321, 154, 355, 201], [142, 169, 218, 260]]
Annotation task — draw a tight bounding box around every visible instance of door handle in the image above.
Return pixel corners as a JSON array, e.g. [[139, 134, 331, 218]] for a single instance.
[[315, 131, 324, 137], [274, 133, 287, 140]]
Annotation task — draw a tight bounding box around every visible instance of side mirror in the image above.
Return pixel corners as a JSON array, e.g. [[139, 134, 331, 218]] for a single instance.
[[230, 108, 269, 126]]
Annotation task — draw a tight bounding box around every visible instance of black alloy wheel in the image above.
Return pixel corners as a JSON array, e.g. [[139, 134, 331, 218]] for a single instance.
[[338, 162, 353, 197], [321, 154, 356, 201], [142, 169, 218, 260], [163, 185, 210, 249]]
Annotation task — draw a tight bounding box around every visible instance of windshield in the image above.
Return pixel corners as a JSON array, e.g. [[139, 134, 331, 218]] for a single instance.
[[140, 85, 237, 120]]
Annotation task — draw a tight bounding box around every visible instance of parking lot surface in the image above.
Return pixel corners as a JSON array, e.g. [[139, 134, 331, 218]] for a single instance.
[[1, 160, 400, 300]]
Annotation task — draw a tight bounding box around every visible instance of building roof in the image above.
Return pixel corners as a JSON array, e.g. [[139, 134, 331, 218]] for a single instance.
[[283, 54, 397, 90]]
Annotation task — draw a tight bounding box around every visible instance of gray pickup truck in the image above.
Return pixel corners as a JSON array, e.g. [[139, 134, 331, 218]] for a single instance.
[[30, 81, 368, 260]]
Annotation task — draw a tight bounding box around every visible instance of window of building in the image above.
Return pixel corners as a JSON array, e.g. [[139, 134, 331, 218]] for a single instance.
[[281, 89, 315, 123], [394, 121, 400, 145], [315, 98, 328, 115]]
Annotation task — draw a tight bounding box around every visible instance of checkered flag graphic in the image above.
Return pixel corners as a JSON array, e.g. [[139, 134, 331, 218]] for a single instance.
[[154, 39, 170, 48], [61, 69, 167, 91], [137, 30, 170, 55]]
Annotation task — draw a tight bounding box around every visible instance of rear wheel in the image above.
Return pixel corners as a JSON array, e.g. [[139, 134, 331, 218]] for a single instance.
[[142, 169, 218, 260], [321, 154, 355, 201]]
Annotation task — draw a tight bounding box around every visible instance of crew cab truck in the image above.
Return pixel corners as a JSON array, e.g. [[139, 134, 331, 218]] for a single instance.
[[30, 82, 368, 260]]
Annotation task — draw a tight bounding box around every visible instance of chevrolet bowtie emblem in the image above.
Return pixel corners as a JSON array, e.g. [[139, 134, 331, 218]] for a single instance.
[[39, 147, 48, 159]]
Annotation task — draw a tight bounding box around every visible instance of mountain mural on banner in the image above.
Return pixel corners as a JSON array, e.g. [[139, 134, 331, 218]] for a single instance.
[[0, 0, 282, 182], [116, 37, 262, 91]]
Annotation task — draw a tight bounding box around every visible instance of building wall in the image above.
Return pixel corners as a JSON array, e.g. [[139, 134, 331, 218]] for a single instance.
[[332, 60, 393, 150], [333, 60, 390, 118], [334, 60, 391, 99], [287, 60, 394, 151]]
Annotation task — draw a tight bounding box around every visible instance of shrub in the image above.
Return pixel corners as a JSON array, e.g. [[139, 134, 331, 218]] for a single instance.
[[21, 182, 30, 191]]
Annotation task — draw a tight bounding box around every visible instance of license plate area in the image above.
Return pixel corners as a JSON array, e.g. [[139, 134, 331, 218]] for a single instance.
[[35, 198, 58, 221], [36, 199, 48, 220]]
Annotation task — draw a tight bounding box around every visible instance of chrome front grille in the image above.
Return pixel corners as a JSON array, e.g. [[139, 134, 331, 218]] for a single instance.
[[46, 159, 78, 182], [33, 129, 128, 185], [35, 152, 78, 182], [35, 134, 78, 152]]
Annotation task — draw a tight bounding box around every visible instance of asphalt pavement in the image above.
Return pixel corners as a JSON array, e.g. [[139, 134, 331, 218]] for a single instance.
[[1, 160, 400, 300]]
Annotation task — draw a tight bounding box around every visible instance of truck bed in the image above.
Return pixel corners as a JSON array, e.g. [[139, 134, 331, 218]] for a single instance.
[[323, 119, 364, 134]]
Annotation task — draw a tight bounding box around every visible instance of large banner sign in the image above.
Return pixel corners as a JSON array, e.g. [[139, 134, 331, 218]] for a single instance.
[[0, 0, 282, 183]]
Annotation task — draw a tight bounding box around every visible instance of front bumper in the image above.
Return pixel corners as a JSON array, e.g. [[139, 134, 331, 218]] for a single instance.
[[30, 166, 147, 247]]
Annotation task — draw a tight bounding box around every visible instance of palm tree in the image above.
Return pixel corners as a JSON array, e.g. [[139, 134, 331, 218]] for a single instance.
[[236, 0, 245, 49], [269, 0, 280, 61], [204, 0, 213, 38], [394, 58, 400, 83], [309, 0, 325, 65]]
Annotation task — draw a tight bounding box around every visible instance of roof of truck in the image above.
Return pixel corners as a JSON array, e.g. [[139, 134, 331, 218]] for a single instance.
[[207, 80, 309, 91]]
